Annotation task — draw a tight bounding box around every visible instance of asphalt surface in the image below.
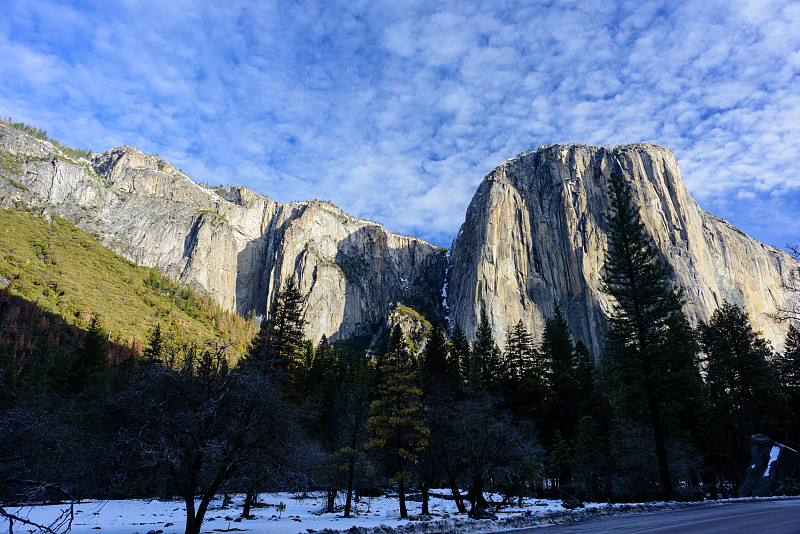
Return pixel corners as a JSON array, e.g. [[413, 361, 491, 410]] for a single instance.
[[498, 499, 800, 533]]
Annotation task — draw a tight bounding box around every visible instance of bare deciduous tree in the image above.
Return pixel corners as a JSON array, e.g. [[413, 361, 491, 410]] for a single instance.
[[119, 339, 310, 534], [773, 243, 800, 324], [1, 398, 79, 534]]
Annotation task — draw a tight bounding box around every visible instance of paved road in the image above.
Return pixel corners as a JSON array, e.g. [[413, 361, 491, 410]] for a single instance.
[[498, 499, 800, 533]]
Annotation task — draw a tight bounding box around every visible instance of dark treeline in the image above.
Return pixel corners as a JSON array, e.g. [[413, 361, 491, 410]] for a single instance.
[[2, 177, 800, 534]]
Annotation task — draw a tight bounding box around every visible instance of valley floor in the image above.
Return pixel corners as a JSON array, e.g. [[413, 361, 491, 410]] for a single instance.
[[3, 493, 794, 534], [0, 492, 593, 534]]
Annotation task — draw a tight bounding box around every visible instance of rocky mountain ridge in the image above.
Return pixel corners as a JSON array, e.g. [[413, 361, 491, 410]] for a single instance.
[[1, 124, 796, 353], [0, 124, 445, 345]]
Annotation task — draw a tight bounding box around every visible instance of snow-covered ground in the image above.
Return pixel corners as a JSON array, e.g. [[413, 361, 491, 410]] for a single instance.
[[4, 493, 794, 534], [1, 492, 578, 534]]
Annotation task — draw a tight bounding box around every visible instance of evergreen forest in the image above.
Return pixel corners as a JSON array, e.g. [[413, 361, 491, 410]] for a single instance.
[[2, 179, 800, 534]]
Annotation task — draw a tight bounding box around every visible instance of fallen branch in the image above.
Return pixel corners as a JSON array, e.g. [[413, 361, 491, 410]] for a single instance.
[[0, 503, 73, 534]]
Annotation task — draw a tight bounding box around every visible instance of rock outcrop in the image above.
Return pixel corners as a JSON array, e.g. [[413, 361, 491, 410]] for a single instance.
[[0, 124, 446, 343], [2, 124, 796, 353], [446, 144, 798, 356], [740, 434, 800, 496]]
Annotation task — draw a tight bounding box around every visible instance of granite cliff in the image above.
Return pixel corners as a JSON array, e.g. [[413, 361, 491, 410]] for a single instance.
[[445, 143, 797, 356], [0, 124, 445, 344], [1, 124, 796, 353]]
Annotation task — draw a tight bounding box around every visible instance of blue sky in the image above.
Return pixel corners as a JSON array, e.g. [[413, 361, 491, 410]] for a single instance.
[[1, 0, 799, 249]]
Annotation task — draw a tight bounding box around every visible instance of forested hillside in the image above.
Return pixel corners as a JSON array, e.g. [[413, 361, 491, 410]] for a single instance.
[[3, 128, 800, 534], [0, 208, 257, 358]]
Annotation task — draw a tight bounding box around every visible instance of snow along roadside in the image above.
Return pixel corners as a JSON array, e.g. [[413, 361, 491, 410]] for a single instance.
[[310, 497, 800, 534]]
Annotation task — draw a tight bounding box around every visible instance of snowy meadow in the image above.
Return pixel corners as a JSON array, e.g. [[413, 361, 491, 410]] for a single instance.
[[1, 492, 610, 534]]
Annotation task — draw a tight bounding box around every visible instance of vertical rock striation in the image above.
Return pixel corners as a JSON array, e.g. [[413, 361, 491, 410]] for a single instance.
[[0, 124, 446, 344], [446, 144, 797, 356], [2, 124, 795, 353]]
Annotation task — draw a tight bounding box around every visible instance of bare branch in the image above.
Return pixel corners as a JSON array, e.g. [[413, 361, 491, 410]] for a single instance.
[[1, 502, 73, 534], [787, 242, 800, 260], [771, 264, 800, 325]]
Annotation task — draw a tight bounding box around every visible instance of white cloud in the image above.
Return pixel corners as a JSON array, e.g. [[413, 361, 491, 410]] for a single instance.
[[1, 0, 799, 249]]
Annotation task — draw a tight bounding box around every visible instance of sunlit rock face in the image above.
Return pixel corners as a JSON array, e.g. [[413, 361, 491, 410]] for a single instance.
[[446, 143, 797, 356], [0, 124, 446, 344], [2, 123, 796, 354]]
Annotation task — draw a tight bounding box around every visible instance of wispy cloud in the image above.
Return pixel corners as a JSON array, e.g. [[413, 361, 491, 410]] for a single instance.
[[1, 0, 799, 248]]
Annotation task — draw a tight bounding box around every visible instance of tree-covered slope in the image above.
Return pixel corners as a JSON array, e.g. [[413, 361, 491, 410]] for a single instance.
[[0, 208, 256, 355]]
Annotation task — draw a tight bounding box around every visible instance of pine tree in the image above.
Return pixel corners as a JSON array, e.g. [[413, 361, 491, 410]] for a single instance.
[[502, 319, 548, 426], [143, 324, 163, 362], [241, 277, 307, 398], [69, 316, 110, 394], [306, 335, 339, 440], [780, 324, 800, 450], [471, 310, 501, 392], [540, 305, 578, 440], [549, 430, 572, 492], [317, 334, 331, 362], [779, 324, 800, 387], [541, 305, 573, 379], [336, 350, 373, 518], [601, 175, 701, 501], [419, 322, 461, 515], [423, 323, 454, 379], [571, 341, 599, 414], [450, 323, 471, 380], [419, 322, 471, 513], [366, 326, 428, 519], [504, 320, 535, 380], [700, 302, 786, 474], [305, 336, 344, 514]]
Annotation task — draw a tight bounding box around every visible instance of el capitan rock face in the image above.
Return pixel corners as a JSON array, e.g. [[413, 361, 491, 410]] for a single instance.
[[1, 124, 796, 353], [445, 143, 797, 356]]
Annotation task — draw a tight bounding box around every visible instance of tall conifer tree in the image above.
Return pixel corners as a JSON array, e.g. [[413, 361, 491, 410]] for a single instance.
[[367, 326, 428, 518], [700, 303, 786, 473], [572, 341, 598, 414], [780, 324, 800, 388], [472, 310, 501, 392], [337, 349, 373, 518], [450, 323, 471, 380], [242, 277, 307, 399], [424, 323, 455, 379], [541, 305, 579, 441], [70, 316, 110, 394], [541, 305, 573, 379], [601, 175, 701, 501], [780, 324, 800, 447], [143, 324, 163, 362], [504, 320, 535, 380]]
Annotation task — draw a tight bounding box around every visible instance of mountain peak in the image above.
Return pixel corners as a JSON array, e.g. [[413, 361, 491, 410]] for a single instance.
[[449, 139, 796, 355], [1, 122, 795, 352]]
